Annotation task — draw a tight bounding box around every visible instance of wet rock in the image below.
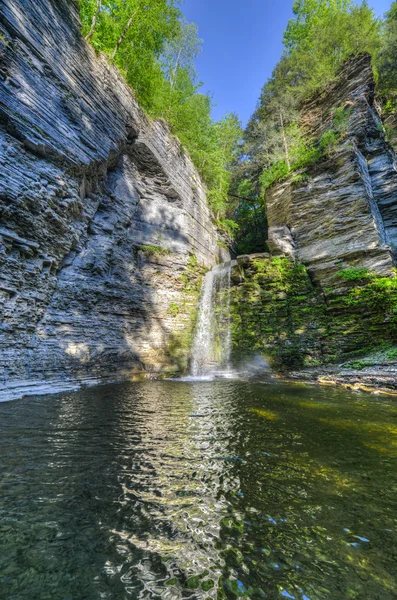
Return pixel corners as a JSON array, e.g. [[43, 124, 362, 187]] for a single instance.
[[0, 0, 227, 398]]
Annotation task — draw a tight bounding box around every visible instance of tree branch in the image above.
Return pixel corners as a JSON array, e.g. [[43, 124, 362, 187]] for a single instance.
[[227, 192, 258, 202], [85, 0, 101, 41], [111, 8, 139, 59]]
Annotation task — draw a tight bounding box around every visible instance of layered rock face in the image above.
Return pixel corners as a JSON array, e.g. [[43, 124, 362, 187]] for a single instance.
[[231, 56, 397, 369], [230, 254, 397, 369], [0, 0, 225, 398], [267, 54, 397, 287]]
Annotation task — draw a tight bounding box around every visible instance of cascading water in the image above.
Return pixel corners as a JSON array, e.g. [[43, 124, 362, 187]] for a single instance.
[[190, 260, 236, 378]]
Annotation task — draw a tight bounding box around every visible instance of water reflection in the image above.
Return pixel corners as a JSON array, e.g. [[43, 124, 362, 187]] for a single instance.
[[0, 381, 396, 599]]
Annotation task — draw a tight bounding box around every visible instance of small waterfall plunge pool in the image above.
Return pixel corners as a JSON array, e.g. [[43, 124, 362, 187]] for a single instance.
[[1, 380, 396, 599]]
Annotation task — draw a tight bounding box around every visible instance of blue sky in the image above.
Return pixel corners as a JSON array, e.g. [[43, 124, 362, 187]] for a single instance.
[[182, 0, 393, 127]]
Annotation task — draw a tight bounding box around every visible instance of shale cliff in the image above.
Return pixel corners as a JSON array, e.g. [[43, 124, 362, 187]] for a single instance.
[[231, 55, 397, 373], [266, 54, 397, 283], [0, 0, 226, 399]]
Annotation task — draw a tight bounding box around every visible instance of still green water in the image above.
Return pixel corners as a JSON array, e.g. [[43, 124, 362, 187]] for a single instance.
[[0, 380, 397, 600]]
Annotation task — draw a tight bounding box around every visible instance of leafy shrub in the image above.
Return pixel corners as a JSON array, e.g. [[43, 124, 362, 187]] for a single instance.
[[332, 106, 352, 133], [337, 267, 372, 281], [320, 130, 339, 154], [260, 160, 290, 192]]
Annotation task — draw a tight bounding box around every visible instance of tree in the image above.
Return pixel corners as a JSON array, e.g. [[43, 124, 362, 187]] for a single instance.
[[377, 2, 397, 95], [161, 21, 203, 88], [283, 0, 381, 95], [79, 0, 181, 109], [230, 0, 381, 254]]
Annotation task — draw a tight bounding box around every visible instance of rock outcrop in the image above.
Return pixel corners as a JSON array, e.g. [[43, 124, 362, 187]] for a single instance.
[[266, 54, 397, 287], [0, 0, 226, 399], [231, 56, 397, 371]]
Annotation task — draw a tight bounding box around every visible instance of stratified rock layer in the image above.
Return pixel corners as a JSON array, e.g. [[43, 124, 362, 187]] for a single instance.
[[266, 54, 397, 287], [230, 254, 397, 369], [0, 0, 226, 398], [231, 56, 397, 371]]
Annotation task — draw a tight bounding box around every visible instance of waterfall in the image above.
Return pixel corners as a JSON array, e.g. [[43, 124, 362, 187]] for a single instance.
[[190, 260, 236, 378]]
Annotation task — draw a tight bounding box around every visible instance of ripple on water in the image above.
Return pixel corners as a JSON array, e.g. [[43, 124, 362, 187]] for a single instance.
[[0, 380, 396, 599]]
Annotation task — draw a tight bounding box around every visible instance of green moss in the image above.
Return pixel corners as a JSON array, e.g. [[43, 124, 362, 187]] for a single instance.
[[230, 257, 323, 370], [179, 253, 206, 292], [337, 267, 372, 281], [344, 359, 370, 370], [140, 244, 172, 256], [230, 258, 397, 371], [168, 302, 180, 316], [386, 346, 397, 360]]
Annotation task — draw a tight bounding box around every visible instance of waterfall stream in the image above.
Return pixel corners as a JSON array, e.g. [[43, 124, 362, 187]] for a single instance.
[[190, 260, 236, 379]]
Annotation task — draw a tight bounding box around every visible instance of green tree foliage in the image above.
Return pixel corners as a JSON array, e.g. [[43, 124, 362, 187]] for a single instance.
[[79, 0, 180, 108], [377, 2, 397, 98], [78, 1, 241, 229], [284, 0, 380, 96]]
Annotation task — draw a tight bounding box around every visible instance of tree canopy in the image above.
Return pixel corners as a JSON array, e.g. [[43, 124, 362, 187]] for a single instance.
[[229, 0, 385, 254], [377, 2, 397, 96]]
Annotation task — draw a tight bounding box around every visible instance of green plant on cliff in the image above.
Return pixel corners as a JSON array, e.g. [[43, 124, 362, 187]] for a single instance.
[[283, 0, 381, 97], [140, 244, 172, 256], [257, 104, 352, 193], [179, 253, 206, 293], [230, 257, 325, 369], [78, 1, 241, 230], [336, 268, 397, 315], [231, 259, 397, 371], [259, 127, 323, 193]]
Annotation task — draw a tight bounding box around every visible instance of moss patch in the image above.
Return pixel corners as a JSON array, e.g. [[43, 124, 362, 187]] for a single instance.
[[231, 257, 397, 370], [163, 254, 207, 373], [140, 244, 172, 256]]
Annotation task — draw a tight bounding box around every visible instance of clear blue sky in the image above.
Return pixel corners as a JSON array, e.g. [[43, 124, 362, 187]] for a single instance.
[[182, 0, 393, 127]]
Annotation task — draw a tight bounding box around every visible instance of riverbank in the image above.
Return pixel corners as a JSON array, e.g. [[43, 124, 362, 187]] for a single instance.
[[282, 365, 397, 396]]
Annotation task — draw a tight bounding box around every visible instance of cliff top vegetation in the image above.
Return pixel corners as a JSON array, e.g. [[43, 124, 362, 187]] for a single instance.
[[78, 0, 397, 252], [78, 0, 241, 234], [229, 0, 397, 254]]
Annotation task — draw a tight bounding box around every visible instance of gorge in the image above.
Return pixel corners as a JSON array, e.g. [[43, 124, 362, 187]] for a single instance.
[[1, 1, 397, 598], [0, 0, 228, 400], [2, 1, 397, 398]]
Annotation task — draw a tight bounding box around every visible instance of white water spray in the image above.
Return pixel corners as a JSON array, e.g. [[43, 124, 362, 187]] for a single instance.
[[190, 260, 236, 378]]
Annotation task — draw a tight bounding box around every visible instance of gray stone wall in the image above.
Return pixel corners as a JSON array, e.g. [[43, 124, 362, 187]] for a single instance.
[[0, 0, 226, 398], [266, 54, 397, 287]]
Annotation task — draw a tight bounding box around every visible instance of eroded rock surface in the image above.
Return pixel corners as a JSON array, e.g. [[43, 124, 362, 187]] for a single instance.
[[266, 54, 397, 287], [232, 58, 397, 371], [0, 0, 226, 398]]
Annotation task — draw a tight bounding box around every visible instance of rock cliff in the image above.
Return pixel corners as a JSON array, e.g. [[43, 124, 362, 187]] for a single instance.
[[231, 55, 397, 370], [266, 54, 397, 287], [0, 0, 226, 399]]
